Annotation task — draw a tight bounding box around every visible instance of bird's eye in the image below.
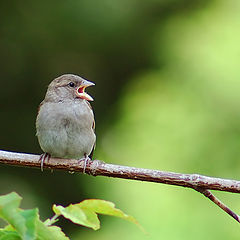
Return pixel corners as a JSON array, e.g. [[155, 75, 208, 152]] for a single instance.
[[69, 82, 75, 87]]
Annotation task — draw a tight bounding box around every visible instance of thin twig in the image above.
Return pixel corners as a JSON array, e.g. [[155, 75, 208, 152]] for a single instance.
[[0, 149, 240, 223], [195, 188, 240, 223]]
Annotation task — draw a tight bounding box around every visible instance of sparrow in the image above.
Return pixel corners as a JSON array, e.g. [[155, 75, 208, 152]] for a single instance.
[[36, 74, 96, 171]]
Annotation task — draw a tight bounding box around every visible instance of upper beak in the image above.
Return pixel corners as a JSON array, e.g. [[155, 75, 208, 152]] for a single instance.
[[76, 80, 95, 101]]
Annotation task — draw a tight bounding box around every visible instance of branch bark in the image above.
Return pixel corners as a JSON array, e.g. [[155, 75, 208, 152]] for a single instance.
[[0, 150, 239, 223]]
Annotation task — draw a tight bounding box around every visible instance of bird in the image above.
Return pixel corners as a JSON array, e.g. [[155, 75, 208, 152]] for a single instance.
[[36, 74, 96, 171]]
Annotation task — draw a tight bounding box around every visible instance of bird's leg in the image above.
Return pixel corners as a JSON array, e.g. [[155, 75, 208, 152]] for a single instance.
[[39, 153, 51, 171], [82, 153, 91, 174]]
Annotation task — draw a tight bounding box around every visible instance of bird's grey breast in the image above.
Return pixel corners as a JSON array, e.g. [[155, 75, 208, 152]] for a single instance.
[[38, 100, 93, 128], [36, 100, 95, 158], [61, 100, 94, 131]]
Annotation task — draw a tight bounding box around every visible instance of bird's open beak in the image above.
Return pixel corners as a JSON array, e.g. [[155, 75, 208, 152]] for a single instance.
[[76, 80, 95, 101]]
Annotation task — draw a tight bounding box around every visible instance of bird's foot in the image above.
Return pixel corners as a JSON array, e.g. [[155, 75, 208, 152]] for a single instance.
[[79, 154, 92, 174], [88, 159, 104, 176], [39, 153, 51, 171]]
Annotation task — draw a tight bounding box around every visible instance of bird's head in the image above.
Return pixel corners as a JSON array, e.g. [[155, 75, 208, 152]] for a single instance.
[[45, 74, 95, 102]]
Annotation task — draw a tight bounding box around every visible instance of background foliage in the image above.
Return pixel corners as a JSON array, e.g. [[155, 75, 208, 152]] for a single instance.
[[1, 0, 240, 239]]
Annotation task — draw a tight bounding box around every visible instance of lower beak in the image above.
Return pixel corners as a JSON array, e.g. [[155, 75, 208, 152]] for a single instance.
[[76, 80, 95, 101]]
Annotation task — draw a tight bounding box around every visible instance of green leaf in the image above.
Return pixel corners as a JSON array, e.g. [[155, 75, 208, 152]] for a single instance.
[[0, 192, 37, 240], [53, 204, 99, 230], [35, 220, 69, 240], [0, 229, 21, 240], [0, 192, 68, 240], [20, 209, 38, 240], [2, 225, 15, 231], [53, 199, 141, 231]]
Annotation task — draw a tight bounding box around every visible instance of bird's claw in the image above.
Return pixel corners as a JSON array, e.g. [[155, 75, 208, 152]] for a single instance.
[[39, 153, 51, 171], [89, 159, 104, 176], [79, 154, 92, 174], [80, 158, 104, 176]]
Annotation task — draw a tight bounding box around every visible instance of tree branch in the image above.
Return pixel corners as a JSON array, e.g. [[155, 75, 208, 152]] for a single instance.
[[0, 150, 240, 223]]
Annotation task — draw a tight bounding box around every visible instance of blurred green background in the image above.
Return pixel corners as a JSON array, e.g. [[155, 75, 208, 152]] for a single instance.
[[1, 0, 240, 239]]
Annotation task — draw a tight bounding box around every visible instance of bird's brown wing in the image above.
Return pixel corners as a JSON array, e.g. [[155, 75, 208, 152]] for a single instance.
[[37, 100, 44, 114], [88, 117, 96, 159], [86, 101, 96, 160]]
